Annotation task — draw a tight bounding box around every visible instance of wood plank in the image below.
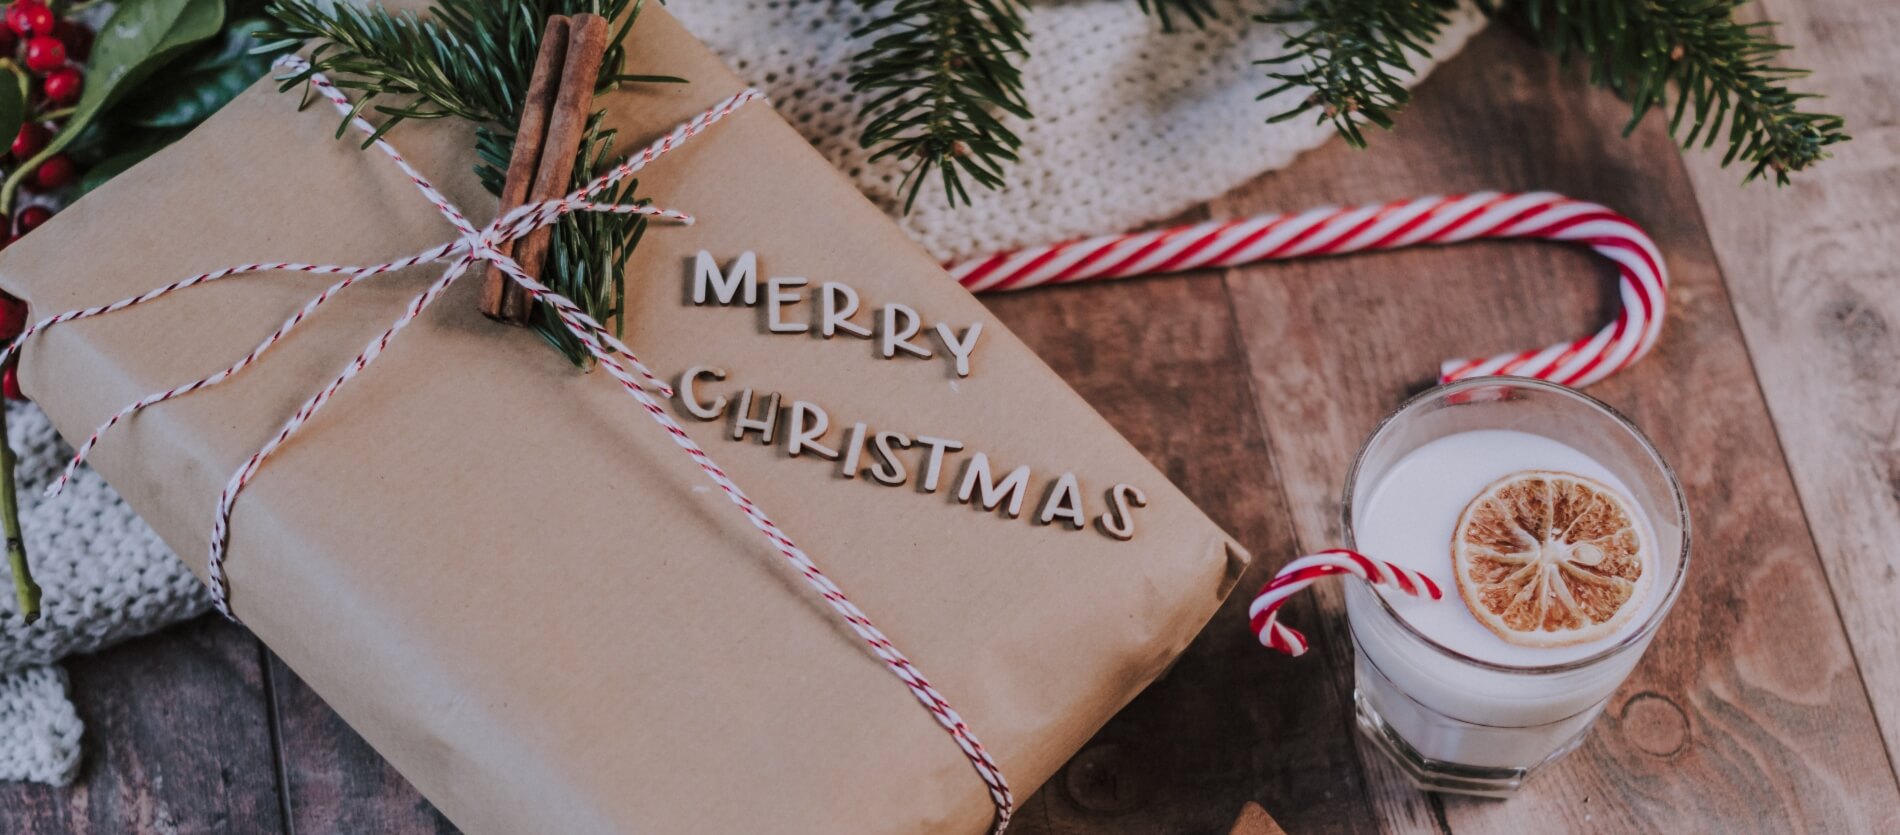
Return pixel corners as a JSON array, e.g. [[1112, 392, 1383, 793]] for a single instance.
[[266, 655, 457, 833], [982, 220, 1393, 835], [0, 617, 284, 834], [1209, 25, 1900, 833], [1678, 0, 1900, 782]]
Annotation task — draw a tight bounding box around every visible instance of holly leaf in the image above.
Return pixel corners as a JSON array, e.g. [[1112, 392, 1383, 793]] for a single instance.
[[119, 17, 288, 129], [0, 74, 22, 160], [82, 0, 227, 116], [3, 0, 224, 209]]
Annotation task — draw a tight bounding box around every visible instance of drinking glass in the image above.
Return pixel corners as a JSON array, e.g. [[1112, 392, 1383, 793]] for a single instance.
[[1342, 376, 1690, 796]]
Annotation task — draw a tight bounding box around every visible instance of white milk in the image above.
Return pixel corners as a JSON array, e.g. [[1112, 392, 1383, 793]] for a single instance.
[[1345, 429, 1676, 772]]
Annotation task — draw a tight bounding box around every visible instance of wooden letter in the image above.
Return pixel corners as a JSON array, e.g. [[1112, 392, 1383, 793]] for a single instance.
[[766, 276, 810, 333], [880, 303, 933, 359], [1038, 472, 1087, 529], [786, 400, 840, 459], [933, 322, 983, 378], [1098, 483, 1148, 541], [957, 453, 1032, 518], [730, 388, 781, 444], [868, 431, 912, 486], [912, 435, 963, 492], [820, 282, 872, 338], [693, 250, 757, 305], [679, 366, 728, 420], [839, 422, 869, 478]]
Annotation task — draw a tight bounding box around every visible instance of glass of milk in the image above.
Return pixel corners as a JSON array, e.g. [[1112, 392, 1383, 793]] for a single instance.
[[1342, 376, 1689, 796]]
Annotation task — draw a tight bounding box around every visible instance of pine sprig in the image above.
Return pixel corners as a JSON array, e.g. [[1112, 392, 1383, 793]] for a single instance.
[[1519, 0, 1846, 183], [849, 0, 1032, 212], [1255, 0, 1462, 148], [1258, 0, 1845, 182], [1138, 0, 1220, 33], [265, 0, 666, 365]]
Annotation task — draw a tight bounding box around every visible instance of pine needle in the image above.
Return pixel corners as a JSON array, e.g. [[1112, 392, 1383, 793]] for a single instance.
[[265, 0, 665, 365], [848, 0, 1032, 212]]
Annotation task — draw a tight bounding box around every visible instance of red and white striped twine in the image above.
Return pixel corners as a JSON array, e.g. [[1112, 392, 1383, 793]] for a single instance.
[[7, 55, 1015, 832], [1248, 550, 1443, 656], [948, 191, 1669, 389]]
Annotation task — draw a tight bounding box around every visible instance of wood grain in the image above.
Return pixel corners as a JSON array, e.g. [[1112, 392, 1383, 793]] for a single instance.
[[1678, 0, 1900, 783], [10, 8, 1900, 834], [984, 211, 1387, 835], [1210, 24, 1900, 834], [266, 655, 457, 834], [0, 618, 283, 834]]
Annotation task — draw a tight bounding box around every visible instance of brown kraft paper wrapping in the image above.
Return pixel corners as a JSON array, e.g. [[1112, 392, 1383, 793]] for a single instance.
[[0, 7, 1248, 833]]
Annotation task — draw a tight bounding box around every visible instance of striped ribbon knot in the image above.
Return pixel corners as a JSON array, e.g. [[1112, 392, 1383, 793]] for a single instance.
[[5, 54, 1018, 832]]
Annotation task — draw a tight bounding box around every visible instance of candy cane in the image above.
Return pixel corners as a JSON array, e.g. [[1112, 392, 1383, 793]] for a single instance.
[[1247, 549, 1442, 656], [948, 192, 1668, 389]]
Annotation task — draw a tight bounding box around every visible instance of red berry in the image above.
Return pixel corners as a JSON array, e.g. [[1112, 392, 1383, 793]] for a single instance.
[[9, 122, 45, 160], [3, 367, 22, 401], [51, 19, 85, 61], [0, 294, 26, 341], [22, 34, 62, 71], [30, 155, 70, 189], [41, 66, 77, 105], [6, 2, 51, 36], [0, 24, 16, 56], [16, 205, 49, 233]]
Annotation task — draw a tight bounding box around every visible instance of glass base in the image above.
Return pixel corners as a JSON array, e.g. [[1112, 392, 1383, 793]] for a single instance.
[[1353, 688, 1586, 798]]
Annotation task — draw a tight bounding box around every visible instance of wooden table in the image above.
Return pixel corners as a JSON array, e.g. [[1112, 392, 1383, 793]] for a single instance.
[[9, 2, 1899, 830]]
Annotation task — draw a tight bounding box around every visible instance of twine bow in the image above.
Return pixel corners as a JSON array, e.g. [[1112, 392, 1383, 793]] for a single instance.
[[4, 54, 1016, 831]]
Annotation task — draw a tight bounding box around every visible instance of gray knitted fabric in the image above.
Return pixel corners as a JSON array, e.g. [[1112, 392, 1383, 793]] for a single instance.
[[0, 665, 83, 785], [0, 3, 1482, 786], [0, 402, 209, 784]]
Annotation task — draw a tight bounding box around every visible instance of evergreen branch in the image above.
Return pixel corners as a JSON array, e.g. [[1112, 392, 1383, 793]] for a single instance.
[[1138, 0, 1220, 33], [1255, 0, 1462, 148], [849, 0, 1031, 211], [1258, 0, 1845, 182], [264, 0, 545, 134], [1518, 0, 1846, 183], [266, 0, 665, 365]]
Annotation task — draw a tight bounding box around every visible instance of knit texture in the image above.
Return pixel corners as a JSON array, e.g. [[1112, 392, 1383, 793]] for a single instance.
[[0, 402, 209, 783], [669, 0, 1486, 261], [0, 3, 1484, 785], [0, 665, 82, 785]]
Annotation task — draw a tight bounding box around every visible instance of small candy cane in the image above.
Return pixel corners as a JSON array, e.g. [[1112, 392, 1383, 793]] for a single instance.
[[1248, 549, 1442, 656]]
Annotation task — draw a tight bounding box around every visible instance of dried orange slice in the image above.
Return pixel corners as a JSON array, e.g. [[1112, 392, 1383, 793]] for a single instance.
[[1452, 470, 1649, 648]]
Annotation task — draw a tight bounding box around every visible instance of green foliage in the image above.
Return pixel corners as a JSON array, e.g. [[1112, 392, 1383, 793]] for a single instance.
[[1, 0, 225, 212], [1256, 0, 1462, 148], [1254, 0, 1846, 182], [848, 0, 1031, 212], [67, 7, 295, 197], [120, 17, 287, 128], [1138, 0, 1219, 33], [1517, 0, 1846, 183], [265, 0, 665, 366], [0, 71, 23, 159], [851, 0, 1845, 206]]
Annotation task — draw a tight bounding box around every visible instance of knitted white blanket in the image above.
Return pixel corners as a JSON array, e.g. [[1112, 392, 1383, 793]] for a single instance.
[[0, 3, 1483, 784]]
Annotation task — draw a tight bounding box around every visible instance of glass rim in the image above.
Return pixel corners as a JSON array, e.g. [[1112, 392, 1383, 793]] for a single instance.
[[1340, 375, 1693, 675]]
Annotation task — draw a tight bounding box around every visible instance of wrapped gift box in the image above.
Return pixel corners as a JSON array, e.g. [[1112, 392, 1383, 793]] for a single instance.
[[0, 7, 1247, 833]]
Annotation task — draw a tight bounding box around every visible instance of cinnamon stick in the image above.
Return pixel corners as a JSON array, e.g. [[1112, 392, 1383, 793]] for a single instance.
[[496, 13, 612, 324], [480, 15, 571, 322]]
